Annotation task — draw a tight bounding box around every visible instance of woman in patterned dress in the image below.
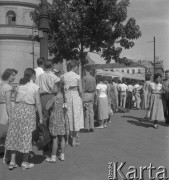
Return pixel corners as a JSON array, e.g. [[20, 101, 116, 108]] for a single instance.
[[147, 73, 165, 128], [5, 68, 43, 170], [0, 69, 17, 163], [61, 61, 84, 147], [45, 81, 69, 162]]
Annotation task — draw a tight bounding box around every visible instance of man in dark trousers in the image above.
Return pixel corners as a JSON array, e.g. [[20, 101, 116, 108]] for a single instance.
[[162, 70, 169, 125], [82, 66, 96, 132]]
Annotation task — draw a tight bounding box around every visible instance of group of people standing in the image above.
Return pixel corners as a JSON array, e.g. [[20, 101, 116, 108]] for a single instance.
[[0, 57, 169, 171]]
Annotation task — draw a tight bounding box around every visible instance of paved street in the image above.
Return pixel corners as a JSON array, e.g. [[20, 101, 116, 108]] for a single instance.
[[1, 109, 169, 180]]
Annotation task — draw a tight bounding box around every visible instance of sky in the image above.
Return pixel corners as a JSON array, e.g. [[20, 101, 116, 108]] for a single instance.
[[121, 0, 169, 70]]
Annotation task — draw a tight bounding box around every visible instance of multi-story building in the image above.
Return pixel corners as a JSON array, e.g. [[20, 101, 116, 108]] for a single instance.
[[0, 0, 52, 82], [87, 63, 146, 79]]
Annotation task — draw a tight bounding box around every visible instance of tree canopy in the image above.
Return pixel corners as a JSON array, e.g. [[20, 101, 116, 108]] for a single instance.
[[30, 0, 141, 65]]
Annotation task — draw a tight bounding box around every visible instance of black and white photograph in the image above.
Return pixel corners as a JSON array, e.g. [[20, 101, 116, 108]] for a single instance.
[[0, 0, 169, 179]]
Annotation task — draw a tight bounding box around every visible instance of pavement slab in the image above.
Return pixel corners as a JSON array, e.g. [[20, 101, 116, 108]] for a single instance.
[[0, 110, 169, 180]]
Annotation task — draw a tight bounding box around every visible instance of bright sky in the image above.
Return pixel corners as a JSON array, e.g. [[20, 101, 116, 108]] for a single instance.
[[121, 0, 169, 70]]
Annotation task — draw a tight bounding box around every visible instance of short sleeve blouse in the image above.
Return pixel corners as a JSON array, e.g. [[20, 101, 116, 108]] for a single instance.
[[0, 83, 12, 103], [149, 82, 162, 94], [96, 83, 107, 97], [63, 71, 80, 87], [15, 81, 39, 104]]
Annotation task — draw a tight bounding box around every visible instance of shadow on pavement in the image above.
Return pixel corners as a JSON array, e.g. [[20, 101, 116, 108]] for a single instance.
[[122, 115, 169, 128], [127, 120, 153, 128], [122, 116, 153, 128], [29, 151, 46, 164]]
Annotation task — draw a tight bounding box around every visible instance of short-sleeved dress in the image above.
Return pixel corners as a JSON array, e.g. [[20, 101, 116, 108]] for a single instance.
[[0, 82, 13, 125], [5, 81, 39, 153], [96, 83, 109, 120], [62, 71, 84, 132], [142, 80, 151, 109], [149, 82, 165, 121], [49, 94, 69, 136]]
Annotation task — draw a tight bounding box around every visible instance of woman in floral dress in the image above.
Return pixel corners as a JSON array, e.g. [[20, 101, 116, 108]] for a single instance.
[[45, 81, 69, 162], [5, 68, 43, 170], [61, 61, 84, 147]]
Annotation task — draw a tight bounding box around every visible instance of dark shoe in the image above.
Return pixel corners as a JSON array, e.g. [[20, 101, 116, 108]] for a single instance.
[[90, 129, 94, 132]]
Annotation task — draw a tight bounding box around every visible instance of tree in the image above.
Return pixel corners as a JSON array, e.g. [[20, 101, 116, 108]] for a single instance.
[[30, 0, 141, 74]]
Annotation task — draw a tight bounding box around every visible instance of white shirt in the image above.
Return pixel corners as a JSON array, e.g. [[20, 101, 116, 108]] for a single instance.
[[34, 67, 44, 84], [38, 71, 60, 94], [127, 85, 134, 92], [16, 80, 39, 104], [96, 83, 107, 97], [119, 83, 128, 92]]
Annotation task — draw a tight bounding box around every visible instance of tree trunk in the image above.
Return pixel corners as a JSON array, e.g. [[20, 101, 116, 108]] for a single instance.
[[63, 59, 67, 73]]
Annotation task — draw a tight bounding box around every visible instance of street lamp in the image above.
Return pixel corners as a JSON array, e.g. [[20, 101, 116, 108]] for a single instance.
[[39, 0, 50, 60], [29, 26, 37, 69], [147, 36, 156, 80]]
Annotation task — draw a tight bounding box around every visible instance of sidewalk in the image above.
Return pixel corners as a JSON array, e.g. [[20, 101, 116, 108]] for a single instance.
[[1, 110, 169, 180]]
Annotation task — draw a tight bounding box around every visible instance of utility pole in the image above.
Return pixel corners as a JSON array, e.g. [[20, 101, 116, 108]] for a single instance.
[[39, 0, 50, 60], [32, 26, 35, 69], [153, 36, 156, 79]]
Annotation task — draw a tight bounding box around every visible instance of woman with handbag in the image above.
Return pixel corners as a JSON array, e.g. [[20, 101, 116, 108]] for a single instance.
[[5, 68, 43, 170]]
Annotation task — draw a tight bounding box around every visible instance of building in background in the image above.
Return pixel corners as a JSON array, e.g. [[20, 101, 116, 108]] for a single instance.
[[0, 0, 52, 82], [137, 60, 164, 79]]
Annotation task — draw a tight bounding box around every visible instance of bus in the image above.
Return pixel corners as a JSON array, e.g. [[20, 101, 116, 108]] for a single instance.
[[95, 69, 145, 83]]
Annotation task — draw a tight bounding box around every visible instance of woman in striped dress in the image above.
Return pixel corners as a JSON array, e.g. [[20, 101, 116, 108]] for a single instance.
[[5, 68, 43, 170], [61, 61, 84, 147]]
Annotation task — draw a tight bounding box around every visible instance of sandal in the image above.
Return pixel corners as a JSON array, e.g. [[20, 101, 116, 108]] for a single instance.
[[46, 156, 56, 163], [96, 126, 104, 129], [21, 162, 34, 170], [59, 153, 65, 161], [9, 162, 18, 170]]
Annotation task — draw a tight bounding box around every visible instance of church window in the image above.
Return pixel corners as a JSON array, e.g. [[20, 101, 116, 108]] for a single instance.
[[7, 11, 16, 25]]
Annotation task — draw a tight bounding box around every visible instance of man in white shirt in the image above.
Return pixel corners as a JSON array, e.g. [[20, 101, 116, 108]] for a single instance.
[[34, 57, 45, 84], [119, 80, 128, 108], [133, 81, 141, 109], [37, 60, 60, 125]]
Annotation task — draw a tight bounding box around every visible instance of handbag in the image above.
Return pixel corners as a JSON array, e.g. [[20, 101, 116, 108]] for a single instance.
[[36, 124, 51, 148]]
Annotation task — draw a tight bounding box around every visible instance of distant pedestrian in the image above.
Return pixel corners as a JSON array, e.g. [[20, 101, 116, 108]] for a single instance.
[[133, 81, 141, 109], [96, 76, 109, 128], [142, 75, 151, 110], [110, 79, 118, 112], [147, 73, 165, 129], [82, 66, 96, 132], [34, 57, 45, 84], [119, 80, 128, 108], [126, 81, 134, 109], [162, 70, 169, 125]]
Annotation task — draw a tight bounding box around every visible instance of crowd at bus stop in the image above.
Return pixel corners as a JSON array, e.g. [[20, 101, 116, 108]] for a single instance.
[[0, 57, 169, 170]]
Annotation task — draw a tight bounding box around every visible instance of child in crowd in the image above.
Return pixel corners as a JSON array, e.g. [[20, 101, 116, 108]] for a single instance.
[[45, 81, 69, 162]]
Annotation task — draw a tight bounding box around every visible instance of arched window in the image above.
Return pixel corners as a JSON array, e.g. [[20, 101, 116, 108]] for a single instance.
[[7, 11, 16, 25]]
